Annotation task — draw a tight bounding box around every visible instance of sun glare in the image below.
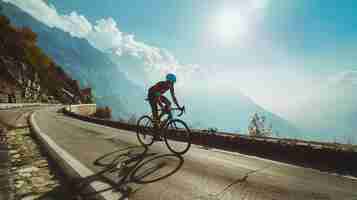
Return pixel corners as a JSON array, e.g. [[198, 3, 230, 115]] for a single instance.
[[214, 9, 246, 41]]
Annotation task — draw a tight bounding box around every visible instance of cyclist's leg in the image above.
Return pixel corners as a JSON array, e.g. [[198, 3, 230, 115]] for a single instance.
[[150, 95, 165, 141], [160, 95, 172, 119], [149, 97, 159, 129]]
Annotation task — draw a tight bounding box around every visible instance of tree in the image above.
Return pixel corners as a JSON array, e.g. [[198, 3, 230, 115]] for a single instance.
[[0, 14, 96, 104], [342, 134, 356, 145], [93, 106, 112, 119], [248, 112, 273, 137], [0, 15, 10, 27], [20, 27, 37, 44], [275, 130, 280, 138], [127, 114, 137, 125]]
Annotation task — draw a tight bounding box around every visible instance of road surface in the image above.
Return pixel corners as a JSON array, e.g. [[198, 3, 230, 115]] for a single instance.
[[0, 106, 39, 128], [33, 107, 357, 200]]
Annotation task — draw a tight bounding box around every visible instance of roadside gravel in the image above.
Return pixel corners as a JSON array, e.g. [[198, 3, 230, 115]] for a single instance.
[[0, 111, 79, 200]]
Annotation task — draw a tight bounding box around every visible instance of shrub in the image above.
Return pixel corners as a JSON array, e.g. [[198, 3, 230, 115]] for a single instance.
[[127, 114, 137, 125], [93, 106, 112, 119]]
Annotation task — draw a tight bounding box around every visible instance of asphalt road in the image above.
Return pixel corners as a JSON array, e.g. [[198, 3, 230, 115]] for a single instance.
[[33, 107, 357, 200], [0, 106, 39, 128]]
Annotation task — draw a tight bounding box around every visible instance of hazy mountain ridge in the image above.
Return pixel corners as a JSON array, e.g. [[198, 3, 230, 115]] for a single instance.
[[183, 89, 302, 137], [291, 78, 357, 143]]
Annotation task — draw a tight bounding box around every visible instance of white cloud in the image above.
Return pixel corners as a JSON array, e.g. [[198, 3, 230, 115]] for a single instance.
[[61, 11, 92, 38], [4, 0, 198, 85], [3, 0, 92, 38], [87, 18, 123, 51], [249, 0, 269, 11], [329, 70, 357, 87]]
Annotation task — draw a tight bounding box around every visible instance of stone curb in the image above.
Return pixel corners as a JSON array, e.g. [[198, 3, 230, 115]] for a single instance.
[[29, 111, 122, 200]]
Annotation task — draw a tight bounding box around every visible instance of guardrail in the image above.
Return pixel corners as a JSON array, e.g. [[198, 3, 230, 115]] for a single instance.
[[63, 108, 137, 132], [209, 132, 348, 151], [62, 105, 357, 177]]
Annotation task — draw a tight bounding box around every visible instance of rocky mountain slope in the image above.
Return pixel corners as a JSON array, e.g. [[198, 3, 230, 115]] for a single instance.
[[0, 13, 90, 104]]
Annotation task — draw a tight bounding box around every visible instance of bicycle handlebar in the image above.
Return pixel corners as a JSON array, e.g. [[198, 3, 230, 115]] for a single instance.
[[177, 106, 185, 117]]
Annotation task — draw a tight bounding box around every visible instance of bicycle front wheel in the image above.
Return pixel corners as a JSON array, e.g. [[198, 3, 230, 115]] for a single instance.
[[164, 119, 191, 155], [136, 115, 155, 146]]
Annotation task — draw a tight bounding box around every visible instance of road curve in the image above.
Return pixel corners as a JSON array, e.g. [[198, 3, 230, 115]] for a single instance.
[[0, 106, 40, 128], [33, 107, 357, 200]]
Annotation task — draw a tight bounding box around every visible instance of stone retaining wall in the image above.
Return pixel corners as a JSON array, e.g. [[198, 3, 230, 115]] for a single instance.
[[66, 104, 96, 116]]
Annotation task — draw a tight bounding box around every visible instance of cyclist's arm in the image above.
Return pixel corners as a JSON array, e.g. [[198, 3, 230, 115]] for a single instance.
[[170, 85, 180, 108]]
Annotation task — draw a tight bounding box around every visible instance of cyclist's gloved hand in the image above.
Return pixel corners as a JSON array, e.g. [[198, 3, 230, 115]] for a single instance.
[[179, 106, 185, 112]]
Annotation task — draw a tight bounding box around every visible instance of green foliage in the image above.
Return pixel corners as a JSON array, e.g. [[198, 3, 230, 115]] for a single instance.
[[0, 15, 90, 103], [24, 45, 44, 67], [0, 15, 10, 27], [127, 114, 137, 125], [248, 112, 273, 137], [93, 107, 112, 119], [207, 127, 218, 134], [20, 27, 37, 43]]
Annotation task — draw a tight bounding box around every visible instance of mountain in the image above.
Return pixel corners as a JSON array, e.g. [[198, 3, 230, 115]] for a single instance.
[[290, 73, 357, 143], [0, 1, 301, 138], [181, 88, 301, 137], [0, 1, 146, 119]]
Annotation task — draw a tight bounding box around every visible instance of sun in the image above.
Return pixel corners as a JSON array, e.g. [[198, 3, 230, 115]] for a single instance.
[[213, 9, 247, 41]]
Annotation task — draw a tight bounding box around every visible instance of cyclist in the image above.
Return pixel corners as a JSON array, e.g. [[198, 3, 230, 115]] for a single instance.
[[147, 73, 183, 139]]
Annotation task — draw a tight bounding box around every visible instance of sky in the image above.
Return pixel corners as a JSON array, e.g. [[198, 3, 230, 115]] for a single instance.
[[3, 0, 357, 120]]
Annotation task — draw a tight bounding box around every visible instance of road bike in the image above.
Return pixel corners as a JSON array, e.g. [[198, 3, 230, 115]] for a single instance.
[[136, 102, 192, 155]]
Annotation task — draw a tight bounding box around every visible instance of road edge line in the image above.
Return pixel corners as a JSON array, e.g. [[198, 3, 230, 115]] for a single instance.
[[29, 111, 122, 200]]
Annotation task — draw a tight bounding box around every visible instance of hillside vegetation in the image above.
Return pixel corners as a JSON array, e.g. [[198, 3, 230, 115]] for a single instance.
[[0, 14, 92, 104]]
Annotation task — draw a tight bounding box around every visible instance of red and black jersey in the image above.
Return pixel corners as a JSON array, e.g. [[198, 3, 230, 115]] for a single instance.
[[149, 81, 172, 95]]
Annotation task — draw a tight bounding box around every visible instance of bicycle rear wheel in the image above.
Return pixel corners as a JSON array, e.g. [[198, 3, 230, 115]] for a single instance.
[[136, 115, 155, 146], [164, 119, 191, 155]]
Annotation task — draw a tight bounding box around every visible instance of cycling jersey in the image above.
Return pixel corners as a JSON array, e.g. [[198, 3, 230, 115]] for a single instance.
[[148, 81, 172, 97]]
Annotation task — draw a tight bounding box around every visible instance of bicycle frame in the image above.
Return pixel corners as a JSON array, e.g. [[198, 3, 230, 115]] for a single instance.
[[155, 107, 184, 129]]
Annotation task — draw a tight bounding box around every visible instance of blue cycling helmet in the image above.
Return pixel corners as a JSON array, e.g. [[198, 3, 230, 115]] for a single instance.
[[166, 73, 176, 83]]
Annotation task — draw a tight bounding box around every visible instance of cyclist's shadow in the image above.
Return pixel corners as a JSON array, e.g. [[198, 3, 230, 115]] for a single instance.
[[72, 145, 184, 199]]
